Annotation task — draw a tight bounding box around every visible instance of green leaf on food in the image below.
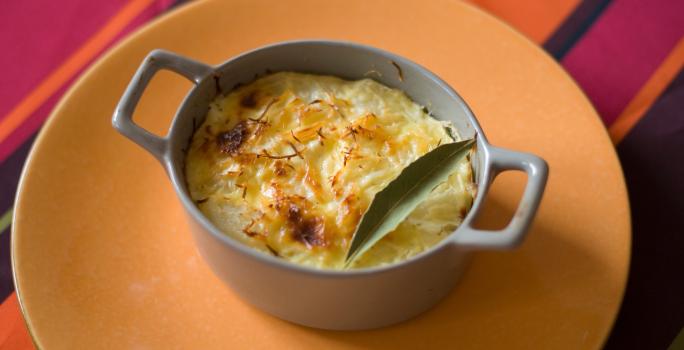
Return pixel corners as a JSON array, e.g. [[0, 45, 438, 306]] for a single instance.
[[345, 138, 476, 266]]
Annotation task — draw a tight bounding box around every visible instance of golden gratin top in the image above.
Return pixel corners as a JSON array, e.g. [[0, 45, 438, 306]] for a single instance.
[[185, 72, 474, 269]]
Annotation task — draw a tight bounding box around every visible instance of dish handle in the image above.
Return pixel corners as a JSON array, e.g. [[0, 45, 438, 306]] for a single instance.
[[112, 49, 213, 164], [453, 146, 548, 249]]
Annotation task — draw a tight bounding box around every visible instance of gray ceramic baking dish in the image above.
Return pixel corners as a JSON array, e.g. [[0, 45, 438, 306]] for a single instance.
[[112, 40, 548, 330]]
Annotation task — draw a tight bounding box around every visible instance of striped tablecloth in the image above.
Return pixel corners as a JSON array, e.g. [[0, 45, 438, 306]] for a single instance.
[[1, 0, 682, 348]]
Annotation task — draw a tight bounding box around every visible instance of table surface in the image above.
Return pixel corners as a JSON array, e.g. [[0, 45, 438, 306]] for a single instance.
[[1, 0, 683, 349]]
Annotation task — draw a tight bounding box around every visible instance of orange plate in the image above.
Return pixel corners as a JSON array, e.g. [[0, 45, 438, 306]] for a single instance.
[[12, 0, 630, 348]]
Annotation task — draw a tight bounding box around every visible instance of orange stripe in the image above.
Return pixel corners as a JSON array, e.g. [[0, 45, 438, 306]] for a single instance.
[[0, 293, 33, 349], [609, 37, 684, 144], [0, 0, 155, 145], [466, 0, 580, 43]]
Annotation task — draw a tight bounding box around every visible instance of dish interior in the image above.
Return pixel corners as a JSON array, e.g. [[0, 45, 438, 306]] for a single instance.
[[183, 71, 475, 268], [167, 42, 485, 269]]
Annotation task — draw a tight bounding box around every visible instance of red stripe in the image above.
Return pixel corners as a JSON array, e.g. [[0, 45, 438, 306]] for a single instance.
[[0, 1, 172, 165], [0, 0, 131, 121], [561, 0, 684, 125]]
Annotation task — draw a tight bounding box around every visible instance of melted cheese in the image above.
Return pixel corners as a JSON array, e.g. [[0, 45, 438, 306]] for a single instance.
[[185, 72, 474, 269]]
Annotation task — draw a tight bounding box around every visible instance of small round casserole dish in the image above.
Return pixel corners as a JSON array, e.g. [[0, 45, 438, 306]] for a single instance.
[[112, 40, 548, 330]]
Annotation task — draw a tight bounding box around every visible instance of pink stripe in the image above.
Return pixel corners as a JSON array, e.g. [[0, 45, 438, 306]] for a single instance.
[[561, 0, 684, 125], [0, 0, 131, 121], [112, 0, 174, 43], [0, 1, 171, 164]]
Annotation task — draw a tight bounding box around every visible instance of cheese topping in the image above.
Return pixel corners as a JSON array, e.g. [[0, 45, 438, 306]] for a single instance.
[[185, 72, 474, 269]]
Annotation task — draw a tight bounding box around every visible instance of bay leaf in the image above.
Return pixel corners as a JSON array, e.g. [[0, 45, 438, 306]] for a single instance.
[[345, 138, 475, 266]]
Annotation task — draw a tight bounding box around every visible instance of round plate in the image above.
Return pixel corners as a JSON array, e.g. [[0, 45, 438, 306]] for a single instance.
[[13, 0, 630, 348]]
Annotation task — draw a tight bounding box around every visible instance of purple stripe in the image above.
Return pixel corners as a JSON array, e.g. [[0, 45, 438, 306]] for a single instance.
[[606, 68, 684, 349], [0, 228, 12, 300], [0, 133, 36, 214], [0, 133, 36, 300], [543, 0, 613, 59]]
